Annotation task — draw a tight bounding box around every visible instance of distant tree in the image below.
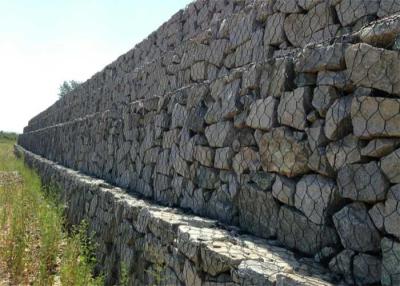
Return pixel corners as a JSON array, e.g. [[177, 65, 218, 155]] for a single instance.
[[58, 80, 81, 98]]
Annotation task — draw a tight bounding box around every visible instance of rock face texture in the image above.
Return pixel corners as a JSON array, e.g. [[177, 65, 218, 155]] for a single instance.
[[17, 1, 400, 285]]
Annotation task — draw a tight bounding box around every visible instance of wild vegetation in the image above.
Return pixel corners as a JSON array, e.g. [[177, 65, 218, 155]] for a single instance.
[[0, 138, 103, 285]]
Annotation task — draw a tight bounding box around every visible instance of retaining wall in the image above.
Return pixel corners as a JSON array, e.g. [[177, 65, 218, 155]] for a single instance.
[[18, 0, 400, 285]]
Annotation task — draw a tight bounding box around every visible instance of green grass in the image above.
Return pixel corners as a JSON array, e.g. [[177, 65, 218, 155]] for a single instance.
[[0, 139, 103, 285]]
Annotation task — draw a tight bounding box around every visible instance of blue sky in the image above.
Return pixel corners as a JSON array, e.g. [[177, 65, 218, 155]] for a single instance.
[[0, 0, 192, 133]]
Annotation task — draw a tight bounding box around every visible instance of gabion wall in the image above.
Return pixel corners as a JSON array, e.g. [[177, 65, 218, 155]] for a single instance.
[[18, 0, 400, 285]]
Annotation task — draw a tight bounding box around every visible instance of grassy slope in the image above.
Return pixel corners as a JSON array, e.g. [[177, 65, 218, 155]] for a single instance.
[[0, 139, 103, 286]]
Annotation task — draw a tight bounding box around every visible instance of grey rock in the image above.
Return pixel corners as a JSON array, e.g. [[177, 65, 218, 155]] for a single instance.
[[295, 174, 340, 225], [337, 161, 390, 203], [259, 127, 311, 177], [250, 172, 275, 191], [272, 175, 296, 206], [238, 183, 280, 238], [263, 13, 287, 46], [277, 206, 338, 255], [308, 147, 335, 177], [381, 148, 400, 183], [317, 70, 353, 91], [312, 86, 339, 118], [378, 0, 400, 17], [353, 253, 381, 286], [295, 43, 348, 73], [361, 138, 400, 158], [246, 97, 278, 131], [295, 72, 317, 87], [195, 166, 219, 189], [384, 185, 400, 239], [205, 121, 235, 148], [191, 61, 207, 81], [260, 58, 295, 98], [360, 14, 400, 47], [324, 96, 352, 141], [274, 0, 302, 13], [333, 203, 381, 252], [232, 147, 261, 175], [284, 3, 339, 47], [345, 43, 400, 96], [369, 202, 385, 231], [326, 135, 364, 171], [306, 120, 329, 151], [193, 145, 215, 167], [214, 147, 233, 170], [381, 237, 400, 286], [329, 250, 356, 285], [335, 0, 379, 26], [277, 87, 313, 131], [171, 103, 188, 129], [233, 260, 279, 286], [351, 96, 400, 139]]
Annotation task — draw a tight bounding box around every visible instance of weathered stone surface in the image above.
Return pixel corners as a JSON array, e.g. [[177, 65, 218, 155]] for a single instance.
[[369, 202, 385, 231], [312, 86, 339, 117], [351, 96, 400, 139], [329, 250, 356, 285], [324, 96, 352, 141], [260, 58, 295, 98], [259, 127, 311, 177], [272, 175, 296, 206], [205, 121, 235, 148], [326, 135, 364, 171], [193, 145, 215, 167], [381, 148, 400, 183], [191, 61, 207, 81], [346, 43, 400, 96], [274, 0, 302, 13], [337, 161, 390, 203], [238, 183, 279, 239], [360, 14, 400, 47], [381, 237, 400, 286], [214, 147, 233, 170], [246, 97, 278, 130], [308, 147, 335, 177], [317, 70, 353, 91], [277, 206, 338, 255], [276, 273, 335, 286], [335, 0, 379, 26], [353, 253, 381, 285], [295, 43, 347, 73], [383, 185, 400, 239], [306, 120, 329, 151], [295, 174, 340, 225], [333, 203, 381, 252], [284, 3, 339, 47], [232, 147, 260, 175], [362, 139, 399, 161], [171, 103, 188, 129], [263, 13, 286, 46], [277, 87, 312, 131], [378, 0, 400, 17]]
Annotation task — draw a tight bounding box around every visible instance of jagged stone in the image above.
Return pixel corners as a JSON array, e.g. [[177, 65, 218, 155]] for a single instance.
[[277, 206, 338, 255], [369, 202, 385, 231], [238, 183, 279, 239], [214, 147, 233, 170], [337, 161, 390, 203], [324, 96, 352, 141], [383, 185, 400, 239], [193, 145, 215, 167], [361, 138, 400, 158], [263, 13, 286, 46], [335, 0, 379, 26], [312, 86, 339, 117], [272, 175, 296, 206], [277, 87, 312, 131], [295, 174, 340, 225], [351, 96, 400, 139], [333, 203, 381, 252], [326, 135, 364, 171], [360, 14, 400, 47], [353, 253, 381, 285], [345, 43, 400, 96], [381, 148, 400, 183], [381, 237, 400, 286], [259, 127, 310, 177], [232, 147, 260, 175], [260, 58, 295, 98], [284, 3, 339, 47], [246, 97, 278, 130], [378, 0, 400, 17], [329, 250, 356, 285], [205, 121, 235, 148], [295, 43, 348, 73]]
